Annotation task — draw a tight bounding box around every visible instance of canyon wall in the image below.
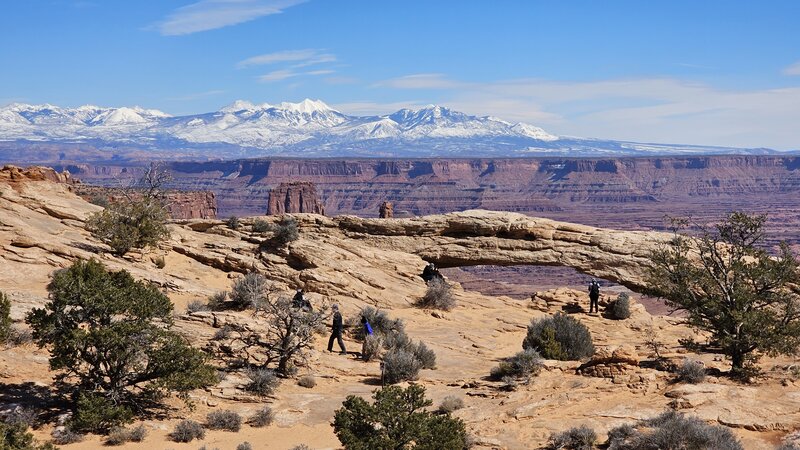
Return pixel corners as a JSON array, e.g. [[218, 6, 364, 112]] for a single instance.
[[74, 185, 218, 219], [58, 155, 800, 245], [266, 181, 325, 215]]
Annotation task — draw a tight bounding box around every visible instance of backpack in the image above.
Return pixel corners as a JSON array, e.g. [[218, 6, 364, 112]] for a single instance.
[[365, 321, 374, 335]]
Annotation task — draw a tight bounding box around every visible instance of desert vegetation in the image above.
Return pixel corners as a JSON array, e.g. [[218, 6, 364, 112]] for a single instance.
[[333, 385, 468, 449], [25, 259, 217, 432], [523, 313, 595, 360], [647, 212, 800, 376]]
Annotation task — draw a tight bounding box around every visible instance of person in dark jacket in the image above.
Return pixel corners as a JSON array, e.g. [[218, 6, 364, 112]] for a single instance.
[[588, 279, 600, 313], [292, 289, 312, 311], [327, 304, 347, 354], [421, 262, 443, 283]]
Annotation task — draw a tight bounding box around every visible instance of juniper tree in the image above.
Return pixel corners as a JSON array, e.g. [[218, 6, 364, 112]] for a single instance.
[[647, 212, 800, 375]]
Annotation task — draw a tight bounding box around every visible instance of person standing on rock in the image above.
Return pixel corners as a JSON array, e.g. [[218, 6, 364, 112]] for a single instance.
[[588, 279, 600, 314], [327, 304, 347, 355]]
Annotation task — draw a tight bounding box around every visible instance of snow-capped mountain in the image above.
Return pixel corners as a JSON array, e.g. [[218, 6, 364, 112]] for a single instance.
[[0, 99, 782, 158]]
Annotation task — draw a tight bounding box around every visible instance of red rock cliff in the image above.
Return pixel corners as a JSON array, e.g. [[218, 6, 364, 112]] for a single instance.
[[267, 182, 325, 215]]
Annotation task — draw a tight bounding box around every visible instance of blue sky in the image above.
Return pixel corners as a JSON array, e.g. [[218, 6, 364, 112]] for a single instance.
[[2, 0, 799, 149]]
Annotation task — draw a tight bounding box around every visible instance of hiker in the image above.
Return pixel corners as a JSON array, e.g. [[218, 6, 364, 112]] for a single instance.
[[292, 289, 312, 311], [588, 279, 600, 313], [327, 304, 347, 354], [421, 262, 443, 283], [360, 314, 374, 360]]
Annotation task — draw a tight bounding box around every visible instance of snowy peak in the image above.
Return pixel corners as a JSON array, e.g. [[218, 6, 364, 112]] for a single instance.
[[0, 103, 169, 127], [277, 98, 337, 114]]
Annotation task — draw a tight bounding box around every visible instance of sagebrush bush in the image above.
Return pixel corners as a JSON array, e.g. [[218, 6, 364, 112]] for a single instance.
[[153, 255, 166, 269], [289, 445, 311, 450], [438, 395, 464, 414], [417, 278, 456, 311], [226, 216, 240, 230], [128, 424, 147, 442], [412, 341, 437, 369], [676, 359, 706, 384], [251, 219, 271, 233], [5, 326, 33, 347], [383, 328, 411, 351], [490, 348, 543, 382], [246, 368, 280, 396], [230, 272, 271, 310], [170, 420, 205, 443], [608, 410, 743, 450], [186, 299, 210, 313], [548, 425, 597, 450], [382, 347, 422, 384], [361, 333, 383, 361], [51, 427, 85, 445], [236, 442, 253, 450], [272, 217, 299, 247], [248, 406, 274, 428], [356, 306, 404, 341], [206, 410, 242, 432], [212, 325, 232, 341], [207, 291, 227, 311], [609, 292, 632, 320], [523, 313, 594, 360], [298, 375, 316, 388], [105, 426, 131, 446]]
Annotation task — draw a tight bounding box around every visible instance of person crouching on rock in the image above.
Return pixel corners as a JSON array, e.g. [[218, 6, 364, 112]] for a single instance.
[[292, 288, 312, 311], [327, 304, 347, 355], [360, 314, 374, 360]]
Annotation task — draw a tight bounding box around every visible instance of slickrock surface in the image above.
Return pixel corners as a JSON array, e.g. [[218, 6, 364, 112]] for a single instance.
[[1, 174, 798, 449]]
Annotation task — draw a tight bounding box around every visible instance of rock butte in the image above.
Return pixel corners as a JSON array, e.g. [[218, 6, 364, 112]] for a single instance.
[[0, 166, 798, 449]]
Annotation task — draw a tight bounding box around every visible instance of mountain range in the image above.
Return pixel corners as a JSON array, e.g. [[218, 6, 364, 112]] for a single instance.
[[0, 99, 786, 158]]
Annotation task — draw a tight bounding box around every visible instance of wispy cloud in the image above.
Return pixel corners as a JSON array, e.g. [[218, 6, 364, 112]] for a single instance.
[[375, 73, 465, 90], [156, 0, 306, 36], [258, 68, 334, 82], [783, 61, 800, 76], [237, 49, 336, 69]]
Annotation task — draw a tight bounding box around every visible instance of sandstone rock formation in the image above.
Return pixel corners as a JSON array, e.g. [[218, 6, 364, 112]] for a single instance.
[[1, 164, 75, 184], [1, 175, 798, 450], [266, 181, 325, 215], [379, 200, 393, 218]]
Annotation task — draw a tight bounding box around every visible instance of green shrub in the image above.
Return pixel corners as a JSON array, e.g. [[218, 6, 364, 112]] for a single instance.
[[417, 278, 456, 311], [86, 198, 170, 256], [437, 396, 464, 414], [0, 291, 11, 344], [26, 259, 217, 428], [69, 393, 133, 433], [607, 410, 743, 450], [170, 420, 205, 443], [676, 359, 706, 384], [490, 348, 544, 383], [272, 217, 299, 247], [248, 406, 274, 428], [0, 421, 57, 450], [298, 375, 316, 388], [524, 313, 594, 361], [608, 292, 632, 320], [382, 347, 422, 384], [206, 410, 242, 432], [251, 219, 271, 233], [245, 368, 280, 396], [548, 425, 597, 450], [226, 216, 241, 230], [334, 385, 467, 450]]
